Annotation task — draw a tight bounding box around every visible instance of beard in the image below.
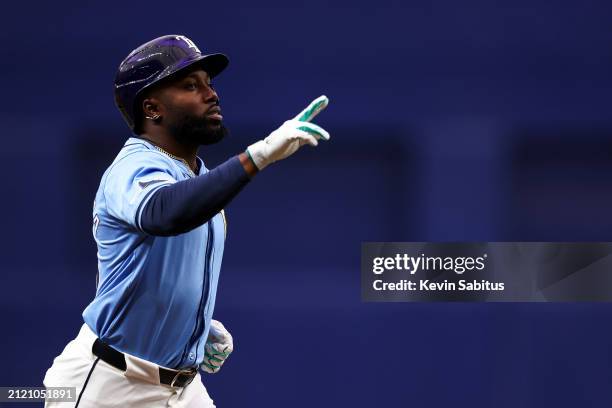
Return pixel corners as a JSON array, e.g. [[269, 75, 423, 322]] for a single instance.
[[167, 113, 229, 146]]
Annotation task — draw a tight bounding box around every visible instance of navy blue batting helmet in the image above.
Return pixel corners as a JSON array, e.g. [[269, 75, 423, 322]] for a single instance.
[[114, 35, 229, 133]]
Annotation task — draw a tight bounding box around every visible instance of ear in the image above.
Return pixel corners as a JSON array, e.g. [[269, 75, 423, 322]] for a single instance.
[[142, 96, 162, 120]]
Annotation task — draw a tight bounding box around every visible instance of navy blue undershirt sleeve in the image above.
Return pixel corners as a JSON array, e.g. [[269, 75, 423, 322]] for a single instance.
[[140, 156, 250, 236]]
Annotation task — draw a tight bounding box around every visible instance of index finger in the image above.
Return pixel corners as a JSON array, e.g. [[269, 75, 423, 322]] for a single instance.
[[293, 95, 329, 122]]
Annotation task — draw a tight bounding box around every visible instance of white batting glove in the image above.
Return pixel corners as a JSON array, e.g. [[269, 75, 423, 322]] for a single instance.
[[201, 319, 233, 374], [246, 95, 330, 170]]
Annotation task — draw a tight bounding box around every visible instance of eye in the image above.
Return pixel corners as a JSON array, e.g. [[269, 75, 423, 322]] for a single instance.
[[185, 82, 197, 90]]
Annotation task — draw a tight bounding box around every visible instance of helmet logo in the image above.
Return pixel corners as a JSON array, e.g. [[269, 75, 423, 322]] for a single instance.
[[176, 35, 200, 53]]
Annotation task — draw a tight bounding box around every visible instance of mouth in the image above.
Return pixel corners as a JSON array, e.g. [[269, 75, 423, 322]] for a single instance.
[[206, 107, 223, 121]]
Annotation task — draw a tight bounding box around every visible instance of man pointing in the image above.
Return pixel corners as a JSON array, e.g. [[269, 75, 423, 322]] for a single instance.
[[43, 34, 330, 408]]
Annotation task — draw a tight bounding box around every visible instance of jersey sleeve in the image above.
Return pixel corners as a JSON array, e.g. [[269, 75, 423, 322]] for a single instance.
[[102, 151, 177, 231]]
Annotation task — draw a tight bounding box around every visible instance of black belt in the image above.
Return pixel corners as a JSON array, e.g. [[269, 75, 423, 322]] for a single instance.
[[92, 339, 197, 388]]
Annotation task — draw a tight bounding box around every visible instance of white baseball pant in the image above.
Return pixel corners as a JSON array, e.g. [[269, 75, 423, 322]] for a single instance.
[[43, 324, 215, 408]]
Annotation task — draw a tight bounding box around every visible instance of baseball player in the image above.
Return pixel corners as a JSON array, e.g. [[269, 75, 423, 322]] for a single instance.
[[43, 34, 330, 407]]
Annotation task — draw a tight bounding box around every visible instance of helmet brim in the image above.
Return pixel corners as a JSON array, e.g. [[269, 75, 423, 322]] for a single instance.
[[162, 53, 229, 83], [138, 52, 229, 96], [192, 53, 229, 78]]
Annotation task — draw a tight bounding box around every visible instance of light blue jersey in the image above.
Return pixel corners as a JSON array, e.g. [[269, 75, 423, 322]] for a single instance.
[[83, 137, 226, 369]]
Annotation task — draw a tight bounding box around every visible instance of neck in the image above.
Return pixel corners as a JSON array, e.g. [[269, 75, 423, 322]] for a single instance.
[[139, 132, 199, 173]]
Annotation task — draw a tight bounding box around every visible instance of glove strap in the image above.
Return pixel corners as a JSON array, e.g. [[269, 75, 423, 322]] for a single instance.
[[246, 140, 270, 170]]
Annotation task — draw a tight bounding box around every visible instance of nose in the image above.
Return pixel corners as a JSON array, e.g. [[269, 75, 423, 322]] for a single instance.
[[203, 84, 219, 105]]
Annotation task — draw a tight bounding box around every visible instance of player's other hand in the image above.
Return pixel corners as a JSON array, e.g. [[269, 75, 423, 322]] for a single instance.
[[246, 95, 330, 170], [201, 319, 233, 374]]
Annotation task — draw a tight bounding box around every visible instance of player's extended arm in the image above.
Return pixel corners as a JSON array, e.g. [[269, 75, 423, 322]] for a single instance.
[[140, 156, 250, 236], [140, 96, 330, 236]]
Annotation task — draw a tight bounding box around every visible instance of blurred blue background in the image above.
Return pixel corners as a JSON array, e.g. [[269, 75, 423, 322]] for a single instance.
[[2, 0, 612, 406]]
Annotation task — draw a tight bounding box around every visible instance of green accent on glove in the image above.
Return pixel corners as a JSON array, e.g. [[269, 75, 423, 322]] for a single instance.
[[296, 122, 330, 141], [245, 149, 258, 168], [202, 361, 219, 371], [294, 95, 329, 123], [205, 343, 232, 359], [208, 355, 225, 363]]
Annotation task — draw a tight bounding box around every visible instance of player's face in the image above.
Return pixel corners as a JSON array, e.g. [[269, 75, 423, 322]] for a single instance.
[[157, 69, 228, 145]]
